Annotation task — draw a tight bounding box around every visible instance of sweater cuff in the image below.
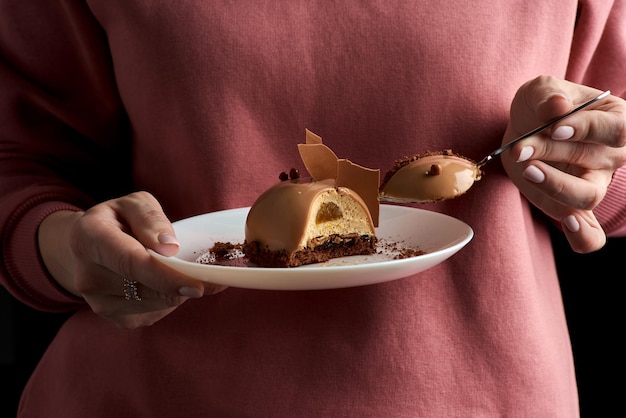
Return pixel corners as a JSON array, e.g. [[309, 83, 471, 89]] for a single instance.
[[595, 166, 626, 237], [4, 200, 86, 312]]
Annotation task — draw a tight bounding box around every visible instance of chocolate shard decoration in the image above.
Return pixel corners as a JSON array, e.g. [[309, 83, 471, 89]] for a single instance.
[[298, 129, 380, 226]]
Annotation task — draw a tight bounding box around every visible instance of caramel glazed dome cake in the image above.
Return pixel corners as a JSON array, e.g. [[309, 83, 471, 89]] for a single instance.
[[243, 129, 381, 268]]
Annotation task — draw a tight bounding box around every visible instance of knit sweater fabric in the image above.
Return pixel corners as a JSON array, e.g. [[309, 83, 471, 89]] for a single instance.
[[1, 1, 625, 416]]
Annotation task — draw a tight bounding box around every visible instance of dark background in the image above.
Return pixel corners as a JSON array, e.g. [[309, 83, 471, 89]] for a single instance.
[[549, 228, 623, 417], [1, 227, 623, 417]]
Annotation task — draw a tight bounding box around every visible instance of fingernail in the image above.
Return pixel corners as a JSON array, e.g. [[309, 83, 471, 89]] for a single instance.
[[522, 165, 545, 183], [179, 286, 203, 298], [158, 232, 179, 247], [517, 146, 534, 162], [563, 215, 580, 232], [552, 125, 574, 140]]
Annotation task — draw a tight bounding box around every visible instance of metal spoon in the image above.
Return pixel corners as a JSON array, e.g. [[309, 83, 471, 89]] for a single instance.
[[476, 89, 611, 167], [378, 90, 611, 203]]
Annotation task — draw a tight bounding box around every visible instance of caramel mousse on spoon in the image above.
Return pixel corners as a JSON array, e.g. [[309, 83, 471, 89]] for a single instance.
[[379, 90, 611, 203], [379, 150, 482, 203]]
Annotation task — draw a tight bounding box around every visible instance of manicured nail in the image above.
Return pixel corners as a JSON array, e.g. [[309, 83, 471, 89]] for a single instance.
[[552, 125, 574, 140], [563, 215, 580, 232], [517, 146, 534, 162], [158, 232, 179, 247], [179, 286, 203, 298], [522, 165, 545, 183]]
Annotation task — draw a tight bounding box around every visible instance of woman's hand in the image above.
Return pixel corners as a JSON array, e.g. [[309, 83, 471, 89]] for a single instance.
[[38, 191, 227, 329], [501, 76, 626, 253]]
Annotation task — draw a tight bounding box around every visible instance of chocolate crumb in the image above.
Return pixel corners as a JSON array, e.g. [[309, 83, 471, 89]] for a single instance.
[[210, 241, 237, 258], [426, 164, 442, 176], [279, 171, 289, 181], [195, 241, 246, 265], [289, 168, 300, 180], [375, 238, 426, 259]]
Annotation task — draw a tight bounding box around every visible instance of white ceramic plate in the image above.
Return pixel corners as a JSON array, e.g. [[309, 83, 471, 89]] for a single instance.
[[149, 204, 473, 290]]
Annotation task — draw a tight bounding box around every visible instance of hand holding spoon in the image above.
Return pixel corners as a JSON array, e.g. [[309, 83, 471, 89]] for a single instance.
[[378, 90, 611, 203], [475, 90, 611, 167]]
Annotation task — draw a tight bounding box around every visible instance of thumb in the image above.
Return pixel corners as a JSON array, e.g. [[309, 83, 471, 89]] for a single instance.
[[114, 191, 181, 257]]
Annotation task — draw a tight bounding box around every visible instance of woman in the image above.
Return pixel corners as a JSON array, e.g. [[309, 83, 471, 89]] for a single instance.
[[1, 1, 625, 416]]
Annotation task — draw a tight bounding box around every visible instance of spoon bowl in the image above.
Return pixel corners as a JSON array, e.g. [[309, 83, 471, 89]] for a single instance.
[[379, 151, 482, 203]]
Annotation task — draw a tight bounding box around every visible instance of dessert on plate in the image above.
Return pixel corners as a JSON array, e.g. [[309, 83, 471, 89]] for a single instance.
[[243, 130, 380, 268]]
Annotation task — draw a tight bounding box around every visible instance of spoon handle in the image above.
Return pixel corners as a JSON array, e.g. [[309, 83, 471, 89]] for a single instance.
[[476, 90, 611, 167]]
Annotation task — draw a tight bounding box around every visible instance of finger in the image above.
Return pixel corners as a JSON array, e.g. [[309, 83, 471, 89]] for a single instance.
[[516, 78, 626, 148], [560, 210, 606, 254], [513, 135, 616, 201], [111, 193, 229, 296], [507, 143, 606, 214], [500, 180, 607, 253], [75, 273, 177, 329], [74, 260, 190, 312], [502, 160, 607, 253], [505, 148, 609, 254], [73, 205, 205, 299], [113, 191, 180, 257], [513, 129, 622, 171], [519, 160, 608, 210], [110, 278, 227, 329], [546, 103, 626, 148]]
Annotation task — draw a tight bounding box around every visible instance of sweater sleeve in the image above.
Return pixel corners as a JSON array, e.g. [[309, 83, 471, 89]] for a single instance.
[[0, 1, 132, 311], [566, 0, 626, 237]]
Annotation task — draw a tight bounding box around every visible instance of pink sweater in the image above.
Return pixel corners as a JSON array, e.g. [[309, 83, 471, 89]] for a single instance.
[[2, 1, 625, 416]]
